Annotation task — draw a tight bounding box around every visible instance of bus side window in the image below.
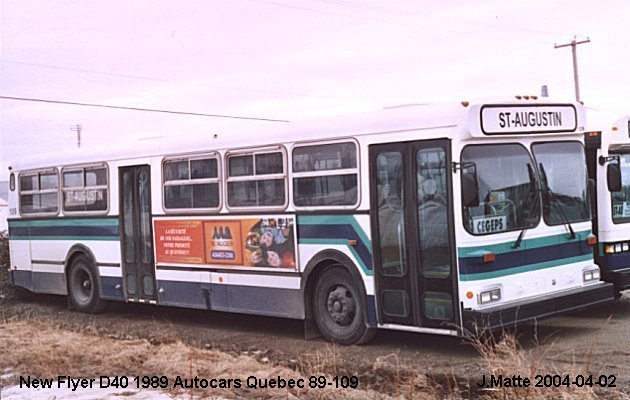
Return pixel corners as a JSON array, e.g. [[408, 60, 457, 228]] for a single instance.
[[163, 155, 220, 212], [19, 169, 60, 215], [226, 149, 287, 209], [292, 141, 359, 208], [62, 164, 109, 213]]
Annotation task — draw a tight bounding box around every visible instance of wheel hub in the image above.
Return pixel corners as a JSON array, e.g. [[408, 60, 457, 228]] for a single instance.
[[326, 286, 355, 325], [74, 269, 93, 303]]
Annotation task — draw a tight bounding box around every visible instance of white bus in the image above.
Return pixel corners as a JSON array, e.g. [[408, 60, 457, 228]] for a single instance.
[[584, 115, 630, 296], [6, 98, 614, 344]]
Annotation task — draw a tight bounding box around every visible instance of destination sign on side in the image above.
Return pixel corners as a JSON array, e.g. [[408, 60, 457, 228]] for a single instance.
[[480, 105, 577, 135], [471, 215, 507, 234]]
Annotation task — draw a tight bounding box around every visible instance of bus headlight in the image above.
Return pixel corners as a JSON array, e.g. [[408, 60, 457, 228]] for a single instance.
[[478, 287, 501, 304], [582, 268, 600, 282]]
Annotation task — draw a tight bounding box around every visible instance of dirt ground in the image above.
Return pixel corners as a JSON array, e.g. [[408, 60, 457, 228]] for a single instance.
[[1, 267, 629, 398]]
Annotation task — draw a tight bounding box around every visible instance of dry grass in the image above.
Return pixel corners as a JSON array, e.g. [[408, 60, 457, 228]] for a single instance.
[[0, 231, 9, 269], [298, 344, 446, 398], [0, 320, 391, 399], [470, 329, 627, 400], [2, 318, 627, 399]]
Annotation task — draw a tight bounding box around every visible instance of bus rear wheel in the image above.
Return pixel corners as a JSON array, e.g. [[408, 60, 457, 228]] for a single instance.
[[313, 265, 373, 345], [67, 254, 107, 314]]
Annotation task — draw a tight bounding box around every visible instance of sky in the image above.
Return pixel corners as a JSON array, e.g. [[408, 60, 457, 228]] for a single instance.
[[1, 0, 629, 180]]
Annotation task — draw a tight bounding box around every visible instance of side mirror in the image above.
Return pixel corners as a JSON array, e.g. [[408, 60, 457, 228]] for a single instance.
[[607, 163, 622, 192], [462, 171, 480, 208]]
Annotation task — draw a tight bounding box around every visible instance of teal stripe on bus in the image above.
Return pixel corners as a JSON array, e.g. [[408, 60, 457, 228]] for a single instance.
[[457, 230, 591, 258], [459, 254, 593, 281], [8, 235, 120, 241], [297, 215, 373, 275], [297, 214, 371, 248], [298, 237, 371, 275], [9, 218, 119, 227], [8, 217, 119, 241]]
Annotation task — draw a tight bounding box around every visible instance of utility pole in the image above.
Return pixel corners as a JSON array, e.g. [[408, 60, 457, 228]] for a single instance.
[[554, 37, 590, 102], [71, 124, 82, 148]]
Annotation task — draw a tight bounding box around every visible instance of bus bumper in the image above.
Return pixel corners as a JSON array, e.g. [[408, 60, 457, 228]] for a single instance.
[[604, 268, 630, 293], [461, 282, 614, 335]]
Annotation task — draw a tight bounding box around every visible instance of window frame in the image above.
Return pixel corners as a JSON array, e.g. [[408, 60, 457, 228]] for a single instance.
[[609, 151, 630, 225], [162, 152, 222, 214], [225, 145, 288, 212], [531, 140, 591, 226], [460, 142, 542, 236], [61, 163, 110, 215], [291, 138, 361, 210], [18, 168, 61, 217]]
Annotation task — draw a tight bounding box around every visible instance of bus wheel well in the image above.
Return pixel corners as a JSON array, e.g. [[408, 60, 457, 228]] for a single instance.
[[64, 247, 107, 314], [64, 245, 98, 276], [304, 258, 340, 318], [302, 250, 374, 344], [303, 252, 362, 318]]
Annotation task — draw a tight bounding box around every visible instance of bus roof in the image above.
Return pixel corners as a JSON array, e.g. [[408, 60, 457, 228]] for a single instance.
[[587, 112, 630, 149], [8, 98, 584, 172]]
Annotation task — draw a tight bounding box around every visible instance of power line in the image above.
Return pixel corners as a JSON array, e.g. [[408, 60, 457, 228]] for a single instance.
[[0, 96, 290, 122]]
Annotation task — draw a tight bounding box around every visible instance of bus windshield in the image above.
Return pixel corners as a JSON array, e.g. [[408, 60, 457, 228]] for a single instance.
[[611, 153, 630, 223], [532, 141, 590, 225], [461, 144, 540, 235]]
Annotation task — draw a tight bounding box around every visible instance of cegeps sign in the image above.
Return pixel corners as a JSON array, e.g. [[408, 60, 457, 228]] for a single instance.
[[479, 104, 577, 135]]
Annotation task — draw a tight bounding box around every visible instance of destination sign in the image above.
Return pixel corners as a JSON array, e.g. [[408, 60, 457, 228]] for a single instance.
[[612, 202, 630, 218], [65, 189, 105, 206], [480, 105, 577, 135], [471, 215, 507, 234]]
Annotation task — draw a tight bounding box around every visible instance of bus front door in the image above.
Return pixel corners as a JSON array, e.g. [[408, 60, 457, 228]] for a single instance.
[[369, 139, 459, 331], [119, 165, 158, 303]]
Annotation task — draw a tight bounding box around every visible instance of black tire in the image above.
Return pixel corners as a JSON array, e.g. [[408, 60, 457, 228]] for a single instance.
[[67, 254, 107, 313], [313, 265, 375, 345]]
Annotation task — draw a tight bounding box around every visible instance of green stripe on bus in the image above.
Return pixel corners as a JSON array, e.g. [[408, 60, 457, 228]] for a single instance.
[[298, 237, 372, 275], [457, 230, 591, 258], [8, 236, 120, 241], [8, 218, 118, 227], [297, 214, 371, 248], [459, 254, 593, 281]]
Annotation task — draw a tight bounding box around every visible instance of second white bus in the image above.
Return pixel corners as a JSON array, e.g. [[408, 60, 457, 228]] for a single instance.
[[585, 115, 630, 296]]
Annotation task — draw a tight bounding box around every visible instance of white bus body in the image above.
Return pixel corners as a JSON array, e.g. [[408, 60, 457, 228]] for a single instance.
[[585, 114, 630, 295], [7, 98, 613, 344]]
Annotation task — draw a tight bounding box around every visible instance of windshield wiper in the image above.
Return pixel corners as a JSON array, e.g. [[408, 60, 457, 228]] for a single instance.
[[539, 163, 576, 240], [512, 228, 527, 249], [513, 164, 540, 249]]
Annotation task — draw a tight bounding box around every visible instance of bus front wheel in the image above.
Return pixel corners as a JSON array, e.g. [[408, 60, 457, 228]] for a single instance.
[[313, 265, 373, 345], [67, 254, 107, 314]]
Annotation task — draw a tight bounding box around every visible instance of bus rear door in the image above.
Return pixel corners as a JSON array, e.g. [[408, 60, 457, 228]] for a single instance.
[[119, 165, 158, 303]]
